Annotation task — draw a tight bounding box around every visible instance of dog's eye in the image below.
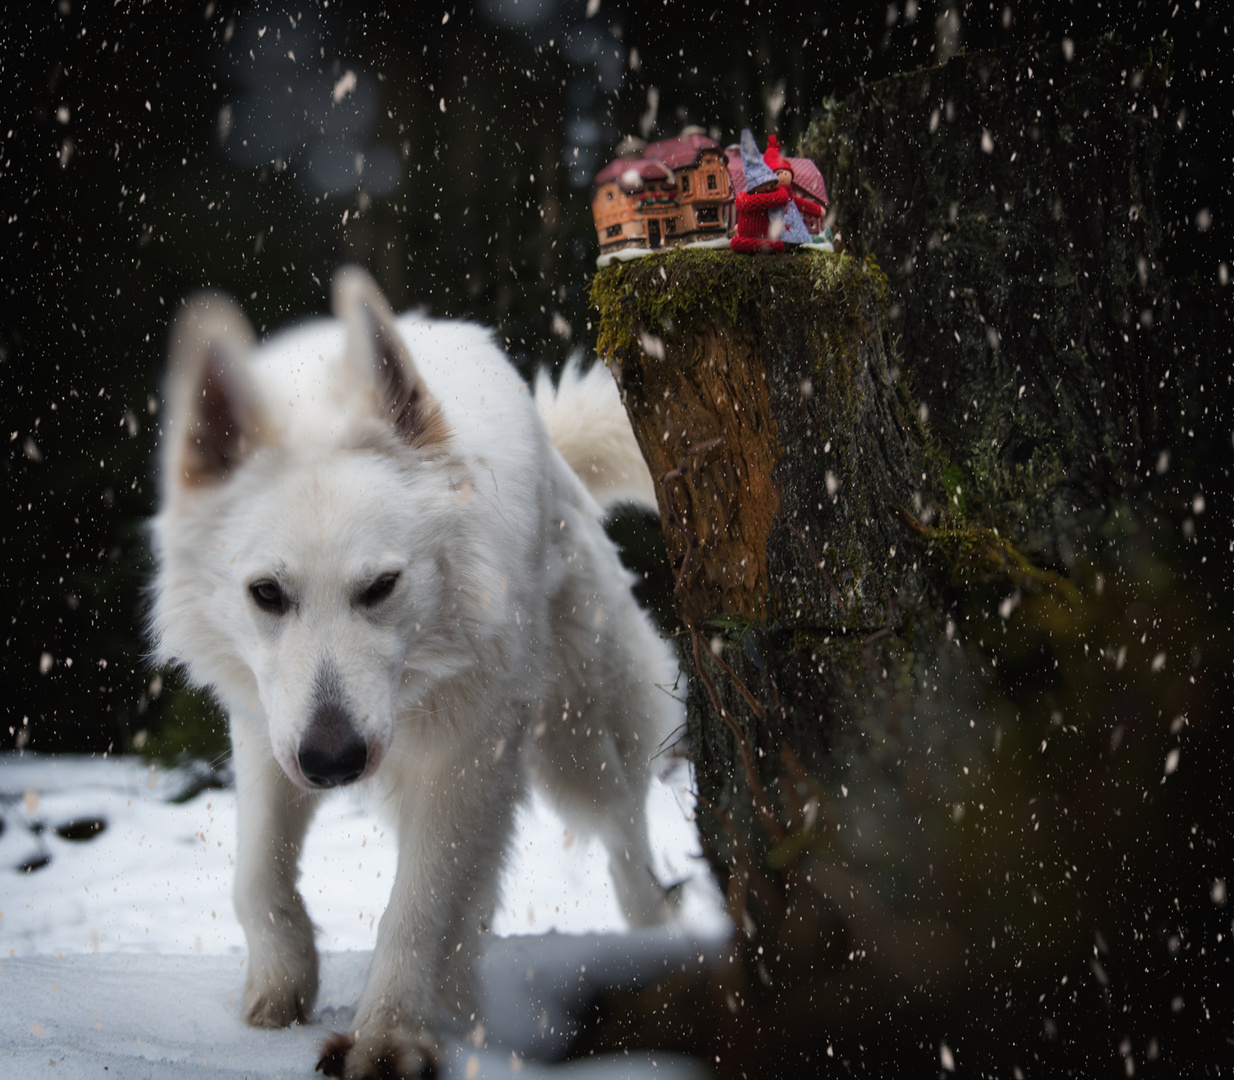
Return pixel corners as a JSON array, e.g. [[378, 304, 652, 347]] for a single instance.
[[360, 572, 400, 607], [249, 580, 288, 614]]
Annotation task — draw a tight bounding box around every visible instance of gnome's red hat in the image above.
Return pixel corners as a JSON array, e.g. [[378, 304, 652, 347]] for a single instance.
[[764, 134, 793, 177]]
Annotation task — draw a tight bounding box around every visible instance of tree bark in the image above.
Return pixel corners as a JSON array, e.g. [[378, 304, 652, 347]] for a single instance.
[[802, 39, 1179, 560]]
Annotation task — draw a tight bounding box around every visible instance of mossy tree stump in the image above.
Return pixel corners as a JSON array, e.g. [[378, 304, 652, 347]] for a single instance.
[[583, 39, 1230, 1079], [593, 250, 928, 884]]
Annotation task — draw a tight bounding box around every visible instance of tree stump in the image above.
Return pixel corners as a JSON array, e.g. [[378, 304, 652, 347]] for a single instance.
[[593, 250, 928, 884], [583, 39, 1231, 1078]]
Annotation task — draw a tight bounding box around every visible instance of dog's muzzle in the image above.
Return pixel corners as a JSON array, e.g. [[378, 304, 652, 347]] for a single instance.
[[298, 708, 368, 788]]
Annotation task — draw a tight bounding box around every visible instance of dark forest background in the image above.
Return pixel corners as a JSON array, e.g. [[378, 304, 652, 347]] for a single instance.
[[1, 1, 1229, 758]]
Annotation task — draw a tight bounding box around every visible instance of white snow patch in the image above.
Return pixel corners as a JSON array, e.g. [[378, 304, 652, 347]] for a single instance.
[[1, 753, 726, 1077], [1, 753, 725, 954]]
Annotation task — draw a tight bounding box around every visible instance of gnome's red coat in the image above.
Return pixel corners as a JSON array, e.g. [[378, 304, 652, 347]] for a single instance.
[[792, 192, 824, 220], [730, 185, 791, 253]]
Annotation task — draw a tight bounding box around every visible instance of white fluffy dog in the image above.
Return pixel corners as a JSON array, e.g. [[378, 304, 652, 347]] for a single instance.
[[149, 267, 680, 1078]]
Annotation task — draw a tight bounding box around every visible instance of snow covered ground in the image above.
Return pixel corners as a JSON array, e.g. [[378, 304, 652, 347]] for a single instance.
[[0, 752, 728, 1078]]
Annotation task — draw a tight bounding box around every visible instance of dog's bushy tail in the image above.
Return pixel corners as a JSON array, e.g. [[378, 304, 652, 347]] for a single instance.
[[535, 357, 658, 513]]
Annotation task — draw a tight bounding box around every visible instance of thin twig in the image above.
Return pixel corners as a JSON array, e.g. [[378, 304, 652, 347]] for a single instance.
[[691, 628, 785, 846], [658, 437, 722, 602], [892, 505, 927, 535], [701, 792, 786, 930], [706, 643, 767, 721]]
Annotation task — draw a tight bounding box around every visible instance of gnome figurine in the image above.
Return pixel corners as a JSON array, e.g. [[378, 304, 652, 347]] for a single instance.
[[779, 190, 814, 245], [765, 134, 825, 234], [730, 129, 793, 254]]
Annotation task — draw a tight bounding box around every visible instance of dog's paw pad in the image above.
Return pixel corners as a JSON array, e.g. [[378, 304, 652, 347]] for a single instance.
[[317, 1030, 437, 1080]]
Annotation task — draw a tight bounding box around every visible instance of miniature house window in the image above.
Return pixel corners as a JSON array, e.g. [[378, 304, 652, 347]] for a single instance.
[[697, 206, 719, 223], [606, 189, 614, 200], [666, 219, 677, 233], [606, 224, 623, 237], [706, 173, 718, 190], [681, 174, 691, 192]]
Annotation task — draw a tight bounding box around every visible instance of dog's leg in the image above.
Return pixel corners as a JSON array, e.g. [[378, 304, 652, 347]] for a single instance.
[[594, 642, 684, 929], [231, 723, 321, 1028], [319, 736, 515, 1080], [535, 714, 671, 927], [541, 565, 682, 927]]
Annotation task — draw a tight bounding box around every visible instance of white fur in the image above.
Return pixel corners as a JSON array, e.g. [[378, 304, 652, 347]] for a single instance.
[[534, 355, 658, 509], [149, 268, 680, 1078]]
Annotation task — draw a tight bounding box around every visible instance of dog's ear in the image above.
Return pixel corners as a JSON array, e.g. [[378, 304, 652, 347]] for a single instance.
[[162, 291, 264, 487], [332, 265, 450, 449]]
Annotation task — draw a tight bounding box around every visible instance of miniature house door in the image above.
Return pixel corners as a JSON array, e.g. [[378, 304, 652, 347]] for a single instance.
[[647, 219, 661, 248]]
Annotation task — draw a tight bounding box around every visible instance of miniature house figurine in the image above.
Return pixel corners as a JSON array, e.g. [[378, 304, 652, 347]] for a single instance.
[[591, 129, 734, 266], [643, 130, 733, 248], [591, 157, 680, 263]]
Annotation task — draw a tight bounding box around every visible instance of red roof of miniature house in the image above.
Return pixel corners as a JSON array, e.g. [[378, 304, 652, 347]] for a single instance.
[[790, 158, 828, 204], [641, 132, 726, 171], [592, 156, 674, 193]]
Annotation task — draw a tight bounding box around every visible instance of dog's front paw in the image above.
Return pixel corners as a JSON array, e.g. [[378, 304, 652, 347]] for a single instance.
[[242, 936, 319, 1027], [244, 973, 316, 1028], [239, 894, 319, 1028], [316, 1027, 438, 1080]]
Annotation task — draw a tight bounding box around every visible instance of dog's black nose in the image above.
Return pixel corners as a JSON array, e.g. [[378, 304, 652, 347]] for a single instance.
[[299, 661, 369, 788], [298, 721, 368, 788]]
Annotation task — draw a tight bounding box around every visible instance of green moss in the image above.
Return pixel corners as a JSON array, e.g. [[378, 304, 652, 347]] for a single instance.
[[926, 522, 1080, 608], [705, 612, 760, 643], [592, 241, 1020, 642], [590, 247, 886, 380], [940, 461, 968, 516]]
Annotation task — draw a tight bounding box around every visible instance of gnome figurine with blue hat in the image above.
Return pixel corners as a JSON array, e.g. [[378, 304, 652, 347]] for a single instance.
[[764, 134, 815, 246], [731, 129, 794, 254], [779, 192, 813, 245]]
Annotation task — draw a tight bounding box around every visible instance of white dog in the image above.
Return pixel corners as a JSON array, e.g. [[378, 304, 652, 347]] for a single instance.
[[149, 267, 680, 1078]]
